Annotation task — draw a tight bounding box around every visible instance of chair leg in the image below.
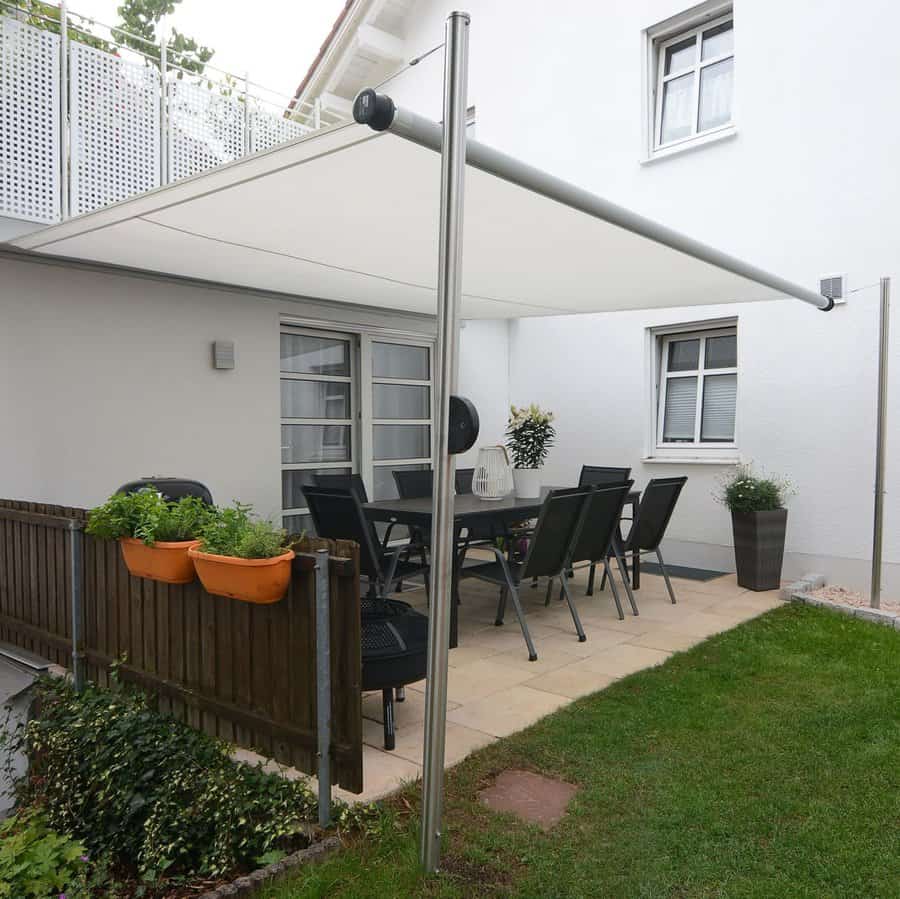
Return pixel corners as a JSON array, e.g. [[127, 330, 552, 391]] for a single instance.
[[599, 565, 608, 592], [604, 560, 625, 620], [544, 577, 554, 606], [614, 547, 640, 616], [586, 562, 596, 596], [506, 582, 537, 661], [495, 586, 508, 626], [560, 576, 586, 642], [656, 548, 677, 604], [395, 686, 405, 703], [382, 688, 395, 751]]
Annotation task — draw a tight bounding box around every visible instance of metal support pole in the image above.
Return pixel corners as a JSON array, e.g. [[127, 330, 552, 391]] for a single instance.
[[69, 525, 85, 692], [242, 70, 251, 156], [59, 0, 69, 221], [160, 20, 169, 185], [871, 277, 890, 608], [420, 10, 469, 874], [315, 548, 332, 828]]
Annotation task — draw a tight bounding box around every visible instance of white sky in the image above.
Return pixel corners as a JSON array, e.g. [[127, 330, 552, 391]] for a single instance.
[[69, 0, 347, 103]]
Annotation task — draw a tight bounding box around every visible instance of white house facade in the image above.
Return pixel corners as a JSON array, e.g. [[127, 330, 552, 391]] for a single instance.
[[1, 0, 897, 594], [295, 0, 899, 593]]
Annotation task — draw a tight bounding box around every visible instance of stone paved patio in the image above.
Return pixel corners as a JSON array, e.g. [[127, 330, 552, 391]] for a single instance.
[[340, 561, 783, 802]]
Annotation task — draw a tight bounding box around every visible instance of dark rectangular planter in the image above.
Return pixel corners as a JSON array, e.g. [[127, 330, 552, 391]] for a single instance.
[[731, 509, 787, 591]]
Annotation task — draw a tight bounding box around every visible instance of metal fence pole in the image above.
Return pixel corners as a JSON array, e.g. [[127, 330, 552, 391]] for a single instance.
[[59, 0, 69, 220], [242, 70, 251, 155], [159, 19, 169, 185], [315, 547, 332, 828], [871, 276, 890, 609], [420, 10, 469, 874], [69, 524, 85, 692]]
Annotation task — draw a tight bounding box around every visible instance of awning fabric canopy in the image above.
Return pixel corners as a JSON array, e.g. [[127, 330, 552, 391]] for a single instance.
[[12, 121, 827, 318]]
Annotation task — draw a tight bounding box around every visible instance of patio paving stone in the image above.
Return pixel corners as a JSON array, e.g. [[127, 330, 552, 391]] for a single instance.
[[524, 661, 617, 699], [447, 684, 570, 738]]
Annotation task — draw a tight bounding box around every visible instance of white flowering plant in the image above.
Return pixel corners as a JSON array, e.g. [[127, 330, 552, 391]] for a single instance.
[[505, 404, 556, 469], [714, 464, 794, 513]]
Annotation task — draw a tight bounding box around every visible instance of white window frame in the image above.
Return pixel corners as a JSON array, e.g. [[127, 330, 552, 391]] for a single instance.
[[361, 333, 435, 500], [280, 326, 359, 527], [643, 2, 735, 160], [279, 323, 436, 533], [645, 319, 739, 462]]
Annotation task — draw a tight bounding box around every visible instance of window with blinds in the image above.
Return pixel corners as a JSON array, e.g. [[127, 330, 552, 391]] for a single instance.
[[657, 328, 737, 447]]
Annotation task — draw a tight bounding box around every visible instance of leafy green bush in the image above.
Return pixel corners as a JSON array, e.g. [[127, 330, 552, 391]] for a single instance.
[[505, 404, 556, 469], [0, 809, 86, 899], [198, 503, 288, 559], [8, 677, 321, 880], [715, 464, 794, 513], [86, 489, 213, 545]]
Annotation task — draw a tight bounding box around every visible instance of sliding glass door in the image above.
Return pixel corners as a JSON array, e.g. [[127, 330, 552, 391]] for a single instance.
[[280, 326, 434, 535]]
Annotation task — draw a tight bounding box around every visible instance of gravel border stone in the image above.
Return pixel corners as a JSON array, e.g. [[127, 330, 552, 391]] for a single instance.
[[789, 589, 900, 630], [196, 835, 342, 898]]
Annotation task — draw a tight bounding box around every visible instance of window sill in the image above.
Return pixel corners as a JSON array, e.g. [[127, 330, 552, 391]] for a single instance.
[[641, 127, 737, 165], [642, 455, 740, 466]]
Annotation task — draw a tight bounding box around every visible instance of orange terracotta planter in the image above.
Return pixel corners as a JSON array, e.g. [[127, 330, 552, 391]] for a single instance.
[[119, 537, 200, 584], [188, 547, 295, 604]]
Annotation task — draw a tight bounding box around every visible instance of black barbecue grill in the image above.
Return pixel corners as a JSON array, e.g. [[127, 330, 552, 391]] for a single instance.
[[362, 597, 428, 750]]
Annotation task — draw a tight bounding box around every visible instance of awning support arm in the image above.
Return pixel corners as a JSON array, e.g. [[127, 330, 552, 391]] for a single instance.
[[353, 98, 832, 312]]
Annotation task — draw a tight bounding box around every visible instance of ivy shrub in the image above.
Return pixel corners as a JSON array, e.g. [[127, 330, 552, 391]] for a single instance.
[[8, 677, 323, 882], [0, 810, 87, 899]]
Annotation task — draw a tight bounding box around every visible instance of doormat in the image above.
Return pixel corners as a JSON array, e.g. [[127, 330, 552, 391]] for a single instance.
[[478, 769, 577, 831], [640, 563, 728, 582]]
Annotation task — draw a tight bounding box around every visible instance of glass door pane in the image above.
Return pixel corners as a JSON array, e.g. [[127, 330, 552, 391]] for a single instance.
[[280, 329, 356, 535]]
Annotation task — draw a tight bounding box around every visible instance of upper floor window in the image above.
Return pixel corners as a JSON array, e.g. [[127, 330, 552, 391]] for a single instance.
[[657, 326, 737, 449], [654, 13, 734, 151]]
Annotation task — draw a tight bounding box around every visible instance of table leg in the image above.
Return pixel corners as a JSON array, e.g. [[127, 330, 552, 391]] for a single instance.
[[450, 524, 463, 649]]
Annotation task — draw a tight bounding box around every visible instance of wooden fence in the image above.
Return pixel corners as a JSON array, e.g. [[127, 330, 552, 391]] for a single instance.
[[0, 499, 363, 793]]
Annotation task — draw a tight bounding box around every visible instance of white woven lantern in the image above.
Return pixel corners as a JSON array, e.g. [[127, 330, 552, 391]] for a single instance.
[[472, 446, 514, 500]]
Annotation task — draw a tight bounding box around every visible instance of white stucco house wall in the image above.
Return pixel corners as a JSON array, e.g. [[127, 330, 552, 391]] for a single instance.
[[1, 0, 896, 594]]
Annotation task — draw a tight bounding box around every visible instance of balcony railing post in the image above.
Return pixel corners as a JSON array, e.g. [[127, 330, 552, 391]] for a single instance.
[[59, 0, 69, 220], [313, 97, 322, 130], [243, 70, 251, 155], [159, 18, 169, 185]]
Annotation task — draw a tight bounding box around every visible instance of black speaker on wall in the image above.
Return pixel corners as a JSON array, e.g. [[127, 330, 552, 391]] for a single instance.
[[448, 396, 479, 455]]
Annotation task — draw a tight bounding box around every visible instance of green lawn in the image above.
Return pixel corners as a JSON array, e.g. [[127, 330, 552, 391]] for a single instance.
[[262, 605, 900, 898]]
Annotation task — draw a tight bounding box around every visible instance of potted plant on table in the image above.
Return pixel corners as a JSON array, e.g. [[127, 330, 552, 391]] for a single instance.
[[86, 488, 212, 584], [189, 503, 295, 604], [505, 404, 556, 499], [715, 464, 794, 591]]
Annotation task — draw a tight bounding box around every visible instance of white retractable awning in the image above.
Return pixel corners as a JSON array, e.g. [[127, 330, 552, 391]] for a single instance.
[[12, 119, 829, 318]]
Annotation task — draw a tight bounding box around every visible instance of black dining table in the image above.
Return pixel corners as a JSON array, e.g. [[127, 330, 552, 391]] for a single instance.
[[363, 490, 640, 647]]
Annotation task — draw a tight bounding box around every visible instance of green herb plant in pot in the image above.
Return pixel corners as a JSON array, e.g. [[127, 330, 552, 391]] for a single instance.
[[715, 465, 794, 591], [86, 488, 213, 584], [189, 503, 295, 604]]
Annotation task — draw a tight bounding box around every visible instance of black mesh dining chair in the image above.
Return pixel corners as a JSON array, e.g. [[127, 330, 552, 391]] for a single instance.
[[455, 468, 475, 495], [560, 482, 637, 619], [312, 472, 369, 502], [303, 486, 430, 600], [600, 476, 688, 605], [578, 465, 631, 487], [393, 469, 434, 499], [462, 487, 592, 660]]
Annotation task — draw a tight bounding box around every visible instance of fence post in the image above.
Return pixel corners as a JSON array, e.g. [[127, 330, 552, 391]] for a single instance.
[[59, 0, 69, 220], [69, 523, 85, 692], [315, 547, 332, 827], [159, 19, 168, 185], [242, 70, 251, 155]]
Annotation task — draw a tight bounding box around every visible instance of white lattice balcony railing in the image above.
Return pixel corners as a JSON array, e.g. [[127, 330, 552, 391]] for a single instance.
[[0, 3, 342, 226]]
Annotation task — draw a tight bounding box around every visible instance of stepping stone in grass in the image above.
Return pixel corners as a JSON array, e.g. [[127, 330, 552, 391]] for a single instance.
[[477, 769, 577, 831]]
